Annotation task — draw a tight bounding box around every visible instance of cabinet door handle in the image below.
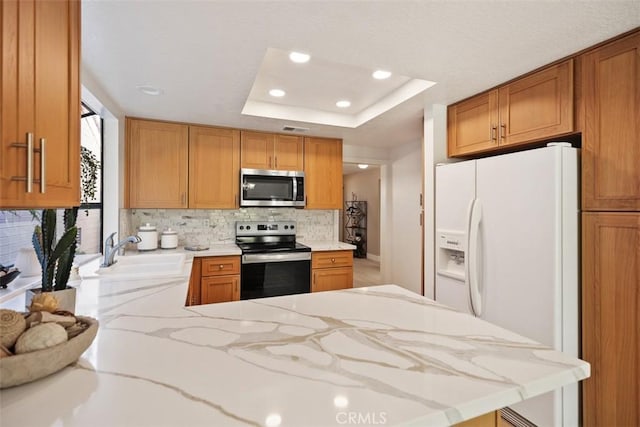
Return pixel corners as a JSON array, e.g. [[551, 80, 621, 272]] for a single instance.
[[500, 124, 506, 140], [275, 156, 278, 169], [10, 133, 34, 192], [490, 126, 497, 142], [269, 156, 272, 168], [39, 138, 46, 193]]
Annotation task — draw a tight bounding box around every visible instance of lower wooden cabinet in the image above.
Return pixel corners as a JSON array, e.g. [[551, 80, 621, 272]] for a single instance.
[[201, 275, 239, 304], [186, 255, 241, 305], [311, 250, 353, 292], [582, 212, 640, 427], [454, 411, 500, 427]]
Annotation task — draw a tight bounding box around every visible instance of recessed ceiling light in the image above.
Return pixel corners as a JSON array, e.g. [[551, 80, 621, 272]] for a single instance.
[[265, 414, 282, 427], [136, 85, 163, 96], [372, 70, 392, 80], [269, 89, 286, 97], [289, 51, 310, 63], [336, 100, 351, 108], [358, 164, 369, 169]]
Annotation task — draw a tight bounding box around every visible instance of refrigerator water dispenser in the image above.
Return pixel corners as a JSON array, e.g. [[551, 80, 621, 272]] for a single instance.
[[437, 231, 466, 281]]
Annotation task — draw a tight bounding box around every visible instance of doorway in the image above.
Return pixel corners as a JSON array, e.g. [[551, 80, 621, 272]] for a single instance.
[[342, 162, 383, 287]]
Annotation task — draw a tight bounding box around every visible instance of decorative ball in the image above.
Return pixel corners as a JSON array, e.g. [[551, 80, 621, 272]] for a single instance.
[[0, 309, 27, 348], [14, 323, 68, 354]]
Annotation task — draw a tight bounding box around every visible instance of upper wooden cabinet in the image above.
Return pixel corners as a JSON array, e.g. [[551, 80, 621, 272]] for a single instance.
[[304, 137, 343, 209], [447, 91, 499, 156], [581, 32, 640, 211], [189, 126, 240, 209], [1, 0, 80, 208], [126, 119, 189, 208], [127, 120, 240, 209], [448, 59, 574, 157], [240, 131, 303, 171]]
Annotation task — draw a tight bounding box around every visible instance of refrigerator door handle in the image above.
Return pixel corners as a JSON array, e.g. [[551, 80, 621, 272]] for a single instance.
[[468, 198, 483, 317]]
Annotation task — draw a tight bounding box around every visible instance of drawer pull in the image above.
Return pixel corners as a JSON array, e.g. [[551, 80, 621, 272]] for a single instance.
[[219, 264, 224, 270], [331, 258, 336, 263]]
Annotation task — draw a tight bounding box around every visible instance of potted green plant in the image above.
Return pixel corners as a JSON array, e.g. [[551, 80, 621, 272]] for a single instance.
[[26, 208, 79, 313]]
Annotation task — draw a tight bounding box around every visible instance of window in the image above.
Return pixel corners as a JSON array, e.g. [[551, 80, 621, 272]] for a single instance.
[[77, 102, 103, 253]]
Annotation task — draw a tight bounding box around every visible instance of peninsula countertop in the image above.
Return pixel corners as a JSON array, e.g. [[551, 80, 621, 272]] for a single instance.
[[0, 259, 589, 426]]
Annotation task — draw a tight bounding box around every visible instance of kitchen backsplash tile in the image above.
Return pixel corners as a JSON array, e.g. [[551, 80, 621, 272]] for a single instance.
[[121, 208, 335, 247]]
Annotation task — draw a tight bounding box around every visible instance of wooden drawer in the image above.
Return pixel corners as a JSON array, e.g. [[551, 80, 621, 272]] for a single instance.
[[201, 255, 240, 277], [312, 250, 353, 269]]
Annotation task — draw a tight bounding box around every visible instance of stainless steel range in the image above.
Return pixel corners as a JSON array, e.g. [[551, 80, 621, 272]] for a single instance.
[[235, 221, 311, 300]]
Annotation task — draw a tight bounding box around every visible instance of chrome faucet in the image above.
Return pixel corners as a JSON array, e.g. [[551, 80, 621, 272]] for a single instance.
[[102, 232, 142, 267]]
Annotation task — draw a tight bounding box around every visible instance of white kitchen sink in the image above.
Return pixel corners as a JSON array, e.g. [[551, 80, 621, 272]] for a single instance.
[[95, 253, 186, 278]]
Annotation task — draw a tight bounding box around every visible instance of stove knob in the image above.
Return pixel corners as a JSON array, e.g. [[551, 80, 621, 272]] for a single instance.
[[239, 226, 244, 230], [247, 225, 251, 230], [290, 225, 295, 229], [284, 225, 289, 230]]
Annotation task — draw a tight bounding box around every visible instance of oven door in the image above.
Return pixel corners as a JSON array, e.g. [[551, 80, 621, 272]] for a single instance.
[[241, 252, 311, 300]]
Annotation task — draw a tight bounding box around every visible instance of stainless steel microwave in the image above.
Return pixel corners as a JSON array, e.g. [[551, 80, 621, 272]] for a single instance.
[[240, 169, 305, 207]]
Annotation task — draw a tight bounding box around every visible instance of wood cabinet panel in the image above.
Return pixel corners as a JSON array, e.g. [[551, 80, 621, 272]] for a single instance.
[[201, 255, 241, 277], [582, 32, 640, 211], [498, 59, 574, 147], [241, 131, 303, 171], [126, 119, 188, 208], [312, 251, 353, 269], [189, 126, 240, 209], [304, 137, 343, 209], [312, 266, 353, 292], [447, 91, 498, 157], [240, 131, 274, 170], [582, 213, 640, 427], [273, 134, 303, 170], [186, 257, 202, 306], [454, 411, 500, 427], [1, 0, 80, 208], [201, 275, 240, 304]]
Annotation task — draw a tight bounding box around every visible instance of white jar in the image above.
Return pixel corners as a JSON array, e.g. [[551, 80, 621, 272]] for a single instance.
[[14, 247, 41, 277], [160, 228, 178, 249], [137, 223, 158, 251]]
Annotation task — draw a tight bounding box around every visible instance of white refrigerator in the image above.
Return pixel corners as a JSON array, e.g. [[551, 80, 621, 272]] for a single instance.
[[435, 144, 579, 427]]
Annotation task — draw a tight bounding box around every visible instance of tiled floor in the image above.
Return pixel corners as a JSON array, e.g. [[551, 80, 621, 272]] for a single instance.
[[353, 257, 382, 288]]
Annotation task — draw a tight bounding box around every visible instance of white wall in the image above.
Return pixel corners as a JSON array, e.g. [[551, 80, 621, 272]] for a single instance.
[[81, 66, 125, 247], [422, 104, 448, 299], [385, 140, 423, 294]]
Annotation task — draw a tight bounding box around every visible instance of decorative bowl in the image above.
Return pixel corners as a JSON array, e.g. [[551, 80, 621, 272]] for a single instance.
[[0, 316, 99, 388], [0, 269, 21, 289]]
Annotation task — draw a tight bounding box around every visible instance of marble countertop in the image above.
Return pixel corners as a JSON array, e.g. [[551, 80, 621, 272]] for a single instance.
[[0, 260, 589, 426], [299, 240, 357, 251], [123, 241, 355, 258]]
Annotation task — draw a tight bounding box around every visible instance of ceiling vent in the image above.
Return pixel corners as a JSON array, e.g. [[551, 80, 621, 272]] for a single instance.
[[282, 125, 309, 133]]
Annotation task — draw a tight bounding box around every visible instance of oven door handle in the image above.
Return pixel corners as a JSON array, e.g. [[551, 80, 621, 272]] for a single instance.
[[242, 252, 311, 264]]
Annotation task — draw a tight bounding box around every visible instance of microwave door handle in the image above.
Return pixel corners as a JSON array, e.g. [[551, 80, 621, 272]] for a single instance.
[[293, 177, 298, 201]]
